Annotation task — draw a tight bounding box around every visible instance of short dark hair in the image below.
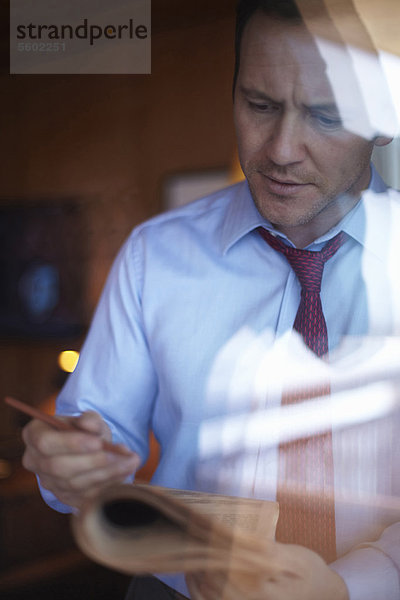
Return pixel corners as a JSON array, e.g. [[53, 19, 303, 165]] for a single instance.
[[233, 0, 303, 95]]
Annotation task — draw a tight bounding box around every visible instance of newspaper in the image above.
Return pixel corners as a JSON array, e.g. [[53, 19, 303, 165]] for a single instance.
[[72, 482, 279, 577]]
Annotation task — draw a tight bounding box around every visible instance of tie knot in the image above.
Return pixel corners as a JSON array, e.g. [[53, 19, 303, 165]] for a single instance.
[[285, 250, 324, 293], [259, 229, 347, 293]]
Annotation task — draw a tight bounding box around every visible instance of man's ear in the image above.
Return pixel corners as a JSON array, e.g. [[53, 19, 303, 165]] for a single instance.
[[373, 135, 393, 147]]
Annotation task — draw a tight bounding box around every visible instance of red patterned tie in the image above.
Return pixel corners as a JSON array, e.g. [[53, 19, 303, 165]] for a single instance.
[[259, 228, 347, 563]]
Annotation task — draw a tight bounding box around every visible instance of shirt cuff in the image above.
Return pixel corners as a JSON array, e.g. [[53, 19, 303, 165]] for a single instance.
[[38, 478, 75, 513], [330, 546, 400, 600]]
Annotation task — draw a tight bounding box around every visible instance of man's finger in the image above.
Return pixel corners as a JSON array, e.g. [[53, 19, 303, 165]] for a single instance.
[[22, 419, 105, 456], [73, 411, 112, 440], [38, 452, 139, 490]]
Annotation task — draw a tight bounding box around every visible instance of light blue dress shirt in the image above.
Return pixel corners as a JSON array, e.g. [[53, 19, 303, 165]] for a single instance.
[[42, 166, 400, 600]]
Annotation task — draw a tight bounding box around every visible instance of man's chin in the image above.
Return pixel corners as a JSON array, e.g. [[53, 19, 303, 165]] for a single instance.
[[250, 186, 317, 222], [254, 202, 317, 229]]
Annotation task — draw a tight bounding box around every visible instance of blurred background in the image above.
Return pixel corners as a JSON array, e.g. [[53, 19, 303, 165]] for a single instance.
[[0, 1, 239, 597], [1, 0, 399, 597]]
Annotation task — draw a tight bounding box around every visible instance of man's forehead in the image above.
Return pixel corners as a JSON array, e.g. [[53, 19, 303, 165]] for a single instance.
[[239, 7, 398, 139], [241, 12, 328, 66], [239, 13, 338, 104]]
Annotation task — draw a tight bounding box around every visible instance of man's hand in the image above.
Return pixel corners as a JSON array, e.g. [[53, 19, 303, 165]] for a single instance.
[[22, 411, 140, 509], [186, 542, 349, 600]]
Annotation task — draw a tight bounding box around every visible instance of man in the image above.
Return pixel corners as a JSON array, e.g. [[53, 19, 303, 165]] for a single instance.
[[22, 1, 400, 599]]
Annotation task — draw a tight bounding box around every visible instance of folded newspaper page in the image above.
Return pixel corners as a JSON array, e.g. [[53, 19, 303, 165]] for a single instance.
[[72, 482, 279, 577]]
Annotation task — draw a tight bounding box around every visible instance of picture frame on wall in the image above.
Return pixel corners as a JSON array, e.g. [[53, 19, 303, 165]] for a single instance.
[[0, 200, 87, 340], [163, 168, 230, 211]]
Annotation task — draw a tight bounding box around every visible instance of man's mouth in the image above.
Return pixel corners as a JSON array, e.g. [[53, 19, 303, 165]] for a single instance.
[[268, 174, 303, 185], [259, 172, 311, 195]]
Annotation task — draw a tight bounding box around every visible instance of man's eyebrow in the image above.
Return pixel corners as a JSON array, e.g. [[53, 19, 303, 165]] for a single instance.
[[307, 102, 340, 114], [238, 86, 340, 113], [238, 85, 279, 103]]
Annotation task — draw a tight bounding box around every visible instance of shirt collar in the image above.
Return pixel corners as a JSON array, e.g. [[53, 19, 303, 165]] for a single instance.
[[221, 164, 391, 257], [332, 165, 392, 261], [220, 180, 266, 254]]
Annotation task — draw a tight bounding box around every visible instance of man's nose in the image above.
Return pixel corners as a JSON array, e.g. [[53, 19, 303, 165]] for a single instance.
[[265, 114, 306, 166]]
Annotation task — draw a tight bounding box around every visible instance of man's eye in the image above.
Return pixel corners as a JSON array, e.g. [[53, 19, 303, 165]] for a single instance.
[[247, 101, 277, 113], [313, 113, 342, 129]]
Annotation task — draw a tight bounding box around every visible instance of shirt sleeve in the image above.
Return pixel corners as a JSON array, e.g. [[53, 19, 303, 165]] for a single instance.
[[38, 230, 159, 512], [331, 523, 400, 600]]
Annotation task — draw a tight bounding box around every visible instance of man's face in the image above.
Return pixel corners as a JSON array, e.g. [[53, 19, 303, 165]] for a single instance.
[[233, 12, 382, 246]]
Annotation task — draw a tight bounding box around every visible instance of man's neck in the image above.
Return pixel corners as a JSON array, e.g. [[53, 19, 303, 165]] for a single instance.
[[275, 194, 363, 248]]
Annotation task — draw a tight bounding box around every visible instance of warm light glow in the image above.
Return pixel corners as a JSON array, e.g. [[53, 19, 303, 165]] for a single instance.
[[230, 151, 244, 184], [58, 350, 80, 373], [0, 459, 12, 479]]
